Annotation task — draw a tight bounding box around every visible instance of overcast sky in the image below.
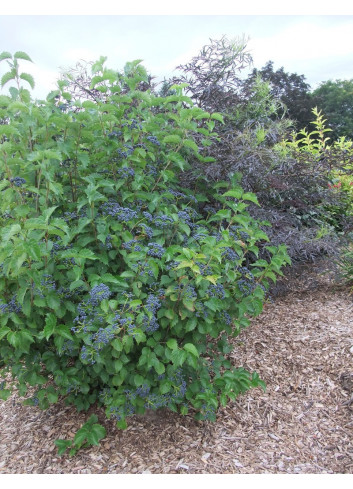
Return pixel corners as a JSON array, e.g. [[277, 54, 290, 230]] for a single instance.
[[1, 6, 353, 100]]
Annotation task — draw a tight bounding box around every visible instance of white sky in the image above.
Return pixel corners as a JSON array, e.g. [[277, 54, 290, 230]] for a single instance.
[[1, 2, 353, 100]]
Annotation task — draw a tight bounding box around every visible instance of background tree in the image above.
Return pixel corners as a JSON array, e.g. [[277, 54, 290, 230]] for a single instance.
[[312, 79, 353, 141], [171, 35, 252, 113], [243, 61, 316, 131]]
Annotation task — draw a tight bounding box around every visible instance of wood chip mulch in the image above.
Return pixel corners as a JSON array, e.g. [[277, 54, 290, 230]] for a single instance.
[[1, 264, 353, 474]]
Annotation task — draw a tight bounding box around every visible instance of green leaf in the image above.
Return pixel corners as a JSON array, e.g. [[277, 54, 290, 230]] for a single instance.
[[111, 338, 123, 352], [211, 112, 224, 123], [20, 72, 35, 89], [73, 427, 89, 446], [182, 139, 199, 152], [182, 299, 195, 312], [87, 424, 106, 446], [44, 313, 57, 340], [208, 209, 231, 222], [242, 192, 259, 205], [1, 224, 21, 243], [1, 69, 16, 88], [7, 331, 20, 348], [0, 51, 12, 62], [153, 361, 165, 375], [222, 189, 243, 199], [185, 317, 197, 332], [14, 51, 33, 62], [46, 294, 61, 311], [0, 389, 11, 401], [171, 349, 187, 367], [47, 391, 58, 404], [0, 327, 11, 340], [55, 439, 72, 456], [162, 135, 181, 144], [166, 338, 178, 350], [116, 418, 127, 430], [56, 324, 73, 341], [183, 343, 199, 358]]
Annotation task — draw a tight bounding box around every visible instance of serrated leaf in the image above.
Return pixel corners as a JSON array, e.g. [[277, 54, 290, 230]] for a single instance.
[[0, 389, 11, 401], [171, 349, 187, 367], [54, 439, 72, 456], [56, 324, 73, 341], [211, 112, 224, 123], [87, 414, 98, 424], [1, 224, 21, 243], [46, 294, 61, 311], [0, 327, 11, 340], [1, 69, 16, 88], [87, 424, 106, 446], [242, 192, 259, 205], [223, 189, 243, 199], [14, 51, 33, 62], [204, 275, 220, 285], [0, 51, 12, 62], [162, 134, 181, 144], [73, 427, 89, 446], [20, 72, 35, 90], [47, 391, 58, 404], [116, 418, 127, 430], [182, 139, 199, 152], [183, 343, 199, 358], [167, 338, 178, 350], [44, 313, 57, 340]]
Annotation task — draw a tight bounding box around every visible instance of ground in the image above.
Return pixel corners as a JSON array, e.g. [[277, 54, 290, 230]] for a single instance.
[[0, 262, 352, 474]]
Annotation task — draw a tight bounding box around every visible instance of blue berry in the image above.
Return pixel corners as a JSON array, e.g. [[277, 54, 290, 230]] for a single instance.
[[147, 242, 165, 258], [10, 177, 26, 187]]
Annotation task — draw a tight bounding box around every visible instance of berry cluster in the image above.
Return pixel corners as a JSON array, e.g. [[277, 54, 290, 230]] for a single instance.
[[195, 262, 212, 276], [117, 167, 135, 179], [175, 284, 197, 301], [108, 130, 122, 138], [72, 284, 111, 333], [59, 340, 76, 356], [131, 261, 155, 278], [89, 284, 112, 306], [230, 225, 249, 241], [168, 188, 198, 203], [147, 242, 165, 258], [221, 247, 240, 262], [10, 177, 26, 187], [145, 294, 162, 314], [50, 239, 72, 257], [145, 164, 158, 176], [177, 210, 194, 227], [146, 135, 160, 146], [208, 283, 226, 299], [219, 310, 232, 326], [138, 223, 154, 239], [0, 295, 22, 314], [40, 274, 56, 291], [122, 119, 142, 130], [154, 214, 174, 228], [122, 239, 142, 252], [195, 301, 209, 319], [142, 313, 160, 333], [91, 325, 116, 351], [100, 201, 138, 222], [105, 234, 113, 250]]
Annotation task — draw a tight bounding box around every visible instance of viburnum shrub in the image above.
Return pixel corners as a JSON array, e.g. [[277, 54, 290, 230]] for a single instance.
[[0, 53, 290, 433]]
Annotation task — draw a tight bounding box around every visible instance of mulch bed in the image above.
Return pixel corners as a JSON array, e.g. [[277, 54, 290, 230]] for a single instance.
[[1, 263, 352, 474]]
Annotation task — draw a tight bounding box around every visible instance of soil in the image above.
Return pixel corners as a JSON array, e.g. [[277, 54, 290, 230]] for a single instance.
[[0, 261, 352, 474]]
